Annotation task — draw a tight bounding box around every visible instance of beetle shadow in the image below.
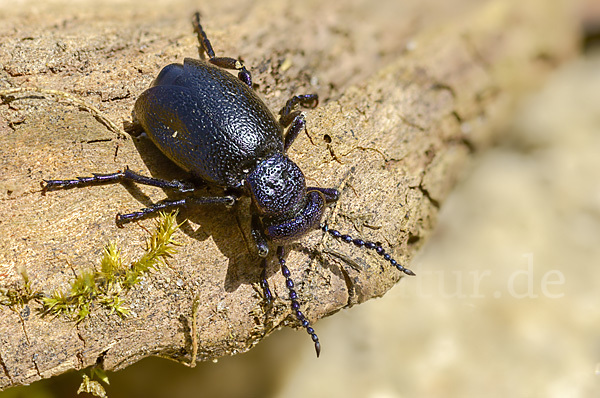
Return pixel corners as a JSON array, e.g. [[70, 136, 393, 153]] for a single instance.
[[128, 134, 264, 293]]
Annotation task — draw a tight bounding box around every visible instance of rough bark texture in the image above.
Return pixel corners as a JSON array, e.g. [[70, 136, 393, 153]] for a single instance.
[[0, 0, 578, 390]]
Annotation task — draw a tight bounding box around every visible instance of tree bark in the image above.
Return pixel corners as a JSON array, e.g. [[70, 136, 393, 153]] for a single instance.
[[0, 0, 578, 390]]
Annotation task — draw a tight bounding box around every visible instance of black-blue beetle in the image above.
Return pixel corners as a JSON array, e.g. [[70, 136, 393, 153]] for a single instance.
[[43, 13, 414, 357]]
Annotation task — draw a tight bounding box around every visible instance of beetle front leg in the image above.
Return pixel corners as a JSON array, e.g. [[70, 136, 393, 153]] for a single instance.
[[277, 246, 321, 357], [259, 258, 274, 304], [192, 12, 252, 87], [251, 214, 269, 258], [308, 187, 339, 203]]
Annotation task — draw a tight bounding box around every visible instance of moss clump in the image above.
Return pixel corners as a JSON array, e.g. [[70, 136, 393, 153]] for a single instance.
[[78, 367, 111, 398], [0, 267, 41, 310], [39, 211, 181, 323]]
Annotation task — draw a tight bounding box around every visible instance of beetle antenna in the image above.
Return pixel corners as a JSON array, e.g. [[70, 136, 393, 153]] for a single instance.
[[277, 246, 321, 357], [320, 223, 415, 276]]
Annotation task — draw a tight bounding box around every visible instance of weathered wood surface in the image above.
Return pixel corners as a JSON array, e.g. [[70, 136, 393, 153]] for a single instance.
[[0, 0, 578, 389]]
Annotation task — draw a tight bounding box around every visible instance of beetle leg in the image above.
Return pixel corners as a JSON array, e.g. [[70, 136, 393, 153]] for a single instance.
[[259, 258, 273, 304], [282, 112, 305, 151], [192, 12, 216, 58], [208, 58, 252, 88], [277, 246, 321, 357], [280, 94, 319, 150], [42, 167, 196, 194], [307, 187, 339, 204], [116, 195, 236, 226], [279, 94, 319, 126], [251, 214, 269, 258], [192, 12, 252, 87]]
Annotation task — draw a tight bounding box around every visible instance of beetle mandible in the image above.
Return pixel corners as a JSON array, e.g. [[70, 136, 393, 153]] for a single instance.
[[42, 12, 415, 357]]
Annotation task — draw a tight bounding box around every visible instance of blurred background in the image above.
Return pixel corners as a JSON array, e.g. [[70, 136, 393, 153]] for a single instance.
[[2, 1, 600, 397]]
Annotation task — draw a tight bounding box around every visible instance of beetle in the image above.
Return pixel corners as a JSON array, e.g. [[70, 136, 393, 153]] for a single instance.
[[42, 12, 414, 357]]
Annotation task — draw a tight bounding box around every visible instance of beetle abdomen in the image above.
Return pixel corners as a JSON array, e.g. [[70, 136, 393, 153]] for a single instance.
[[134, 58, 283, 187]]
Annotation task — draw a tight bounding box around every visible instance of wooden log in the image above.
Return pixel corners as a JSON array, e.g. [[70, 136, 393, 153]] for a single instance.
[[0, 0, 578, 389]]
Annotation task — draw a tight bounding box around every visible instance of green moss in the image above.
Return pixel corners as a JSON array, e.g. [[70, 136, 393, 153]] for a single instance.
[[78, 367, 111, 398], [1, 211, 181, 324], [41, 211, 181, 322], [0, 267, 41, 310]]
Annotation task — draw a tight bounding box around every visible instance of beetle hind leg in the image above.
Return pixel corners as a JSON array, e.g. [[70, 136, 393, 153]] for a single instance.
[[192, 12, 252, 87]]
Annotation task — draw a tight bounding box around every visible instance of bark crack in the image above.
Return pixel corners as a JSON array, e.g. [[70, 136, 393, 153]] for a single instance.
[[32, 353, 42, 378], [321, 248, 365, 306], [0, 351, 13, 384], [418, 182, 441, 208], [76, 331, 87, 369]]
